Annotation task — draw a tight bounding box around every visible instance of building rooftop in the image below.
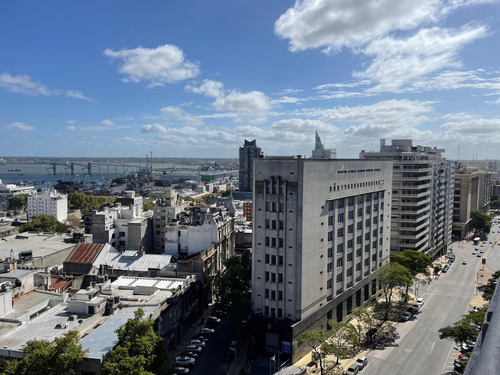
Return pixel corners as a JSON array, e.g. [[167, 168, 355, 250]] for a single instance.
[[0, 232, 75, 260], [97, 248, 173, 272], [66, 243, 105, 264], [80, 305, 156, 360]]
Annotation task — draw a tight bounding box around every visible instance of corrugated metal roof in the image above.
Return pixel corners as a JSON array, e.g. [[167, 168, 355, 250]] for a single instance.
[[66, 243, 105, 264], [98, 250, 173, 272]]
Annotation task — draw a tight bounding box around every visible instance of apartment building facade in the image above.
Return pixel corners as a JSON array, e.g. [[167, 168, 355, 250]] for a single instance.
[[239, 139, 261, 192], [27, 189, 67, 223], [453, 164, 492, 239], [251, 157, 392, 361], [360, 139, 454, 259]]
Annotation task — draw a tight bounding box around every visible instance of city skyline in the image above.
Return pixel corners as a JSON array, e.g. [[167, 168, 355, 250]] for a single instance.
[[1, 1, 500, 159]]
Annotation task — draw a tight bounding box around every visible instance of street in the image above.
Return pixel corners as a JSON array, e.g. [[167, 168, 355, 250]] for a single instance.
[[363, 228, 499, 375]]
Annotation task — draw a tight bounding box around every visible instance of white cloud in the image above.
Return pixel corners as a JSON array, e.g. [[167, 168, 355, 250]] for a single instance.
[[100, 119, 115, 127], [103, 44, 200, 87], [272, 96, 301, 104], [320, 99, 435, 127], [66, 126, 76, 131], [213, 90, 271, 113], [141, 124, 168, 133], [0, 73, 53, 96], [67, 120, 77, 124], [185, 79, 224, 98], [355, 25, 488, 92], [274, 0, 488, 53], [3, 121, 35, 131], [409, 69, 500, 93], [66, 90, 93, 101], [270, 118, 337, 133], [160, 106, 202, 126]]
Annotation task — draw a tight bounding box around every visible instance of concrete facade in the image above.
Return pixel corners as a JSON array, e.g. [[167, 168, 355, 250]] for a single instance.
[[360, 139, 454, 259], [452, 164, 492, 239], [239, 139, 261, 192], [27, 189, 67, 223], [251, 157, 392, 360]]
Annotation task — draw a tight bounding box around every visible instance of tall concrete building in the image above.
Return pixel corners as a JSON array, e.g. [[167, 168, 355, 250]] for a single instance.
[[239, 139, 261, 192], [27, 189, 67, 223], [360, 139, 454, 259], [452, 164, 491, 239], [251, 157, 392, 361], [311, 131, 337, 159]]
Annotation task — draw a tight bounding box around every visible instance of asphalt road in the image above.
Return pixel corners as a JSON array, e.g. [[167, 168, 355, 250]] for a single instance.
[[362, 229, 500, 375]]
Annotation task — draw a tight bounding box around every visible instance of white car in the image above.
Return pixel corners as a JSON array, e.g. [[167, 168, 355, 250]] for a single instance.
[[185, 345, 203, 353], [175, 356, 195, 366], [200, 328, 215, 335], [462, 260, 467, 265], [190, 339, 206, 348], [414, 297, 425, 308]]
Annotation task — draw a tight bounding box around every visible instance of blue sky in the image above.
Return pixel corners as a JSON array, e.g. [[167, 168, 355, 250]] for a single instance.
[[1, 0, 500, 159]]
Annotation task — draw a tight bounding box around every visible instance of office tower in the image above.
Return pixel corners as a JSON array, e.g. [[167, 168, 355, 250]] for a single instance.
[[360, 139, 454, 258], [311, 131, 337, 159], [239, 139, 261, 192], [251, 156, 392, 361], [452, 163, 491, 239]]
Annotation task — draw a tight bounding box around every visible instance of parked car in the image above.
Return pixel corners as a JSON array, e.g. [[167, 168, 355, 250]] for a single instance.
[[174, 366, 190, 375], [442, 265, 449, 273], [345, 364, 360, 375], [229, 340, 239, 353], [206, 316, 221, 327], [477, 253, 482, 257], [181, 351, 198, 358], [415, 297, 425, 307], [190, 339, 206, 348], [200, 328, 215, 336], [175, 356, 195, 367], [462, 260, 467, 265], [193, 335, 209, 343], [185, 345, 203, 353], [355, 356, 368, 369], [401, 311, 412, 321]]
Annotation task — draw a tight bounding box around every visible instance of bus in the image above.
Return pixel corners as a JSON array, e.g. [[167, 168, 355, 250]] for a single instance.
[[473, 237, 481, 245]]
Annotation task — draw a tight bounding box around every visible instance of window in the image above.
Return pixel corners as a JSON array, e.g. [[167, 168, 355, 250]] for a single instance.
[[278, 291, 283, 300], [278, 255, 283, 265], [336, 257, 343, 268], [265, 289, 269, 298], [279, 220, 284, 230], [348, 210, 354, 220], [278, 308, 283, 318], [337, 243, 344, 253], [328, 216, 334, 225], [272, 220, 277, 230], [328, 231, 333, 241], [278, 273, 283, 283], [338, 200, 344, 208], [348, 224, 354, 234], [271, 238, 276, 247], [271, 255, 276, 265], [337, 228, 344, 237], [265, 254, 270, 263], [265, 272, 269, 281], [265, 306, 269, 315], [266, 219, 270, 229], [279, 238, 284, 248], [338, 213, 344, 222], [271, 273, 276, 282], [271, 290, 276, 300], [265, 237, 270, 246], [337, 273, 343, 283], [328, 247, 333, 257], [347, 239, 353, 248], [119, 231, 125, 237]]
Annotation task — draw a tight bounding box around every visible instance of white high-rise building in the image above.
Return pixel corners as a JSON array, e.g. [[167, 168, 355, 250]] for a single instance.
[[251, 156, 392, 361], [360, 139, 454, 258], [27, 189, 68, 222]]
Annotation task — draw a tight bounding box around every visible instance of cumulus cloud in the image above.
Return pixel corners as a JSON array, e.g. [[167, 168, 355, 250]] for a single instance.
[[213, 90, 271, 113], [66, 126, 76, 131], [270, 118, 337, 133], [185, 79, 224, 98], [274, 0, 489, 53], [66, 90, 93, 101], [320, 99, 435, 127], [0, 73, 53, 96], [355, 25, 488, 92], [100, 119, 115, 127], [103, 44, 200, 87], [141, 124, 168, 133], [160, 106, 202, 126], [3, 121, 35, 131]]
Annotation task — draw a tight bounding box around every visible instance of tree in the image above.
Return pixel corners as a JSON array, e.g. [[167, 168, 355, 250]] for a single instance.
[[19, 215, 69, 233], [477, 270, 500, 301], [375, 263, 413, 321], [67, 192, 114, 214], [438, 321, 478, 348], [297, 329, 334, 375], [101, 308, 169, 375], [350, 307, 375, 344], [66, 213, 82, 232], [391, 249, 432, 276], [470, 210, 492, 233], [8, 194, 28, 211], [2, 330, 87, 375], [326, 321, 359, 364], [142, 201, 155, 212], [212, 251, 251, 323]]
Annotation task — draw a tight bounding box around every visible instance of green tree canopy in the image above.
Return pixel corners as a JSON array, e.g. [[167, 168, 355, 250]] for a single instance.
[[67, 192, 114, 214], [213, 251, 251, 322], [438, 321, 479, 347], [391, 249, 432, 276], [20, 215, 69, 233], [470, 210, 492, 233], [326, 321, 359, 364], [477, 270, 500, 301], [375, 263, 414, 321], [297, 328, 334, 375], [2, 330, 87, 375], [142, 201, 155, 212], [8, 194, 28, 211], [101, 308, 169, 375]]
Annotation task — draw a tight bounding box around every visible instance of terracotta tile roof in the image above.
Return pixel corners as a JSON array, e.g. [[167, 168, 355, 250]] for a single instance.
[[66, 243, 104, 264]]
